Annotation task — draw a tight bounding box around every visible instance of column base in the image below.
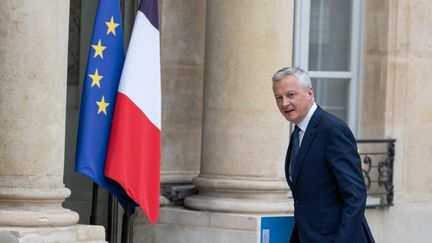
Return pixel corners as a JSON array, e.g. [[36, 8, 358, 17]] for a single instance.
[[161, 171, 198, 184], [185, 194, 293, 213], [0, 208, 79, 228], [184, 176, 294, 213], [133, 206, 294, 243], [0, 176, 79, 227], [0, 224, 106, 243]]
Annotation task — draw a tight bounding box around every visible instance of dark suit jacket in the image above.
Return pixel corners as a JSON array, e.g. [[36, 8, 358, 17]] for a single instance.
[[286, 106, 375, 243]]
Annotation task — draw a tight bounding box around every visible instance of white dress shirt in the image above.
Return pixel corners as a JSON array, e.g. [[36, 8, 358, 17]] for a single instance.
[[296, 103, 317, 145]]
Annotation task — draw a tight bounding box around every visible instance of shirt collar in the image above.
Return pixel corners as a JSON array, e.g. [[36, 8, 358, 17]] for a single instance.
[[296, 103, 317, 132]]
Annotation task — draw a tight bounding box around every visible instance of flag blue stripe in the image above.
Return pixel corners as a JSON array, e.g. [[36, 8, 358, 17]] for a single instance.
[[139, 0, 159, 30]]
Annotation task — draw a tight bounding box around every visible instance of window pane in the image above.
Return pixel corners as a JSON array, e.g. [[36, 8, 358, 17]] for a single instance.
[[312, 78, 349, 122], [309, 0, 352, 71]]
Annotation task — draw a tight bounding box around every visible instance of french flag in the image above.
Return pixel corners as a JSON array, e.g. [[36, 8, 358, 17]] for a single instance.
[[105, 0, 160, 224]]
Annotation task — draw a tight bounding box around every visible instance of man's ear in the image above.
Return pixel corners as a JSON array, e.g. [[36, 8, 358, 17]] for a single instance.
[[307, 87, 314, 99]]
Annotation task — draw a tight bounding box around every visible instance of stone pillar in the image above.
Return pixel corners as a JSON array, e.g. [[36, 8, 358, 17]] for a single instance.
[[160, 0, 205, 187], [184, 0, 294, 213], [0, 0, 78, 227]]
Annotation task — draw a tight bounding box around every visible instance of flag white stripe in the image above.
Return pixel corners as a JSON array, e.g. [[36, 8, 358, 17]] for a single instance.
[[118, 11, 161, 129]]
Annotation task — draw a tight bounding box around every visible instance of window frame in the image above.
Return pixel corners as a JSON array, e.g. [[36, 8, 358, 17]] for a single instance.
[[293, 0, 364, 136]]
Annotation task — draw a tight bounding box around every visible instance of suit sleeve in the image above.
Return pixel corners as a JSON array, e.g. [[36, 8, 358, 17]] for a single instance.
[[326, 124, 367, 243]]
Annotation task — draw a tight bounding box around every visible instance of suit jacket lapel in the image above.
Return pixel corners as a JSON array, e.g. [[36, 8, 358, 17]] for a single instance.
[[292, 106, 323, 186]]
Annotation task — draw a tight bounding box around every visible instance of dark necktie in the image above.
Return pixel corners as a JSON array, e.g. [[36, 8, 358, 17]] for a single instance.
[[290, 126, 300, 177]]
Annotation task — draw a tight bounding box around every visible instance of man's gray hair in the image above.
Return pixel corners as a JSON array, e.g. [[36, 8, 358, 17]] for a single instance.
[[272, 66, 312, 91]]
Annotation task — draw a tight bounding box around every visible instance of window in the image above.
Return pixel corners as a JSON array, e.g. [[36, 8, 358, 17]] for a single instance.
[[294, 0, 363, 135]]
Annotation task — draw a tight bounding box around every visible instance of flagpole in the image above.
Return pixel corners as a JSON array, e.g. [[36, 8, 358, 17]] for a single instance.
[[107, 194, 119, 242], [106, 194, 112, 241], [121, 196, 131, 243], [90, 183, 99, 225]]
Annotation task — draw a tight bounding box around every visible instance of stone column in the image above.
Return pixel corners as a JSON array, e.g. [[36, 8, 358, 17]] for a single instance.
[[0, 0, 78, 227], [185, 0, 294, 213], [160, 0, 205, 187]]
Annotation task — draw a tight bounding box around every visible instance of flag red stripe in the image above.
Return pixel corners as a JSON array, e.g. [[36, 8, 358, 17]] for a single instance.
[[105, 93, 160, 223]]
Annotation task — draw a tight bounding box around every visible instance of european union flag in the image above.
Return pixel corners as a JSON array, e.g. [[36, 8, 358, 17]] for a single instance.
[[75, 0, 130, 210]]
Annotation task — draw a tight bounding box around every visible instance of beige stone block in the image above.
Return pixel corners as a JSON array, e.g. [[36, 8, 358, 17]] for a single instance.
[[405, 126, 432, 194], [407, 0, 432, 56], [391, 0, 410, 57], [161, 65, 203, 183], [133, 207, 285, 243], [365, 202, 432, 243], [160, 0, 205, 66], [200, 108, 289, 178], [365, 0, 390, 54], [162, 128, 200, 183], [360, 57, 386, 138], [210, 212, 259, 231], [0, 225, 105, 243], [135, 223, 256, 243], [415, 63, 432, 124], [162, 66, 204, 130], [385, 60, 410, 129]]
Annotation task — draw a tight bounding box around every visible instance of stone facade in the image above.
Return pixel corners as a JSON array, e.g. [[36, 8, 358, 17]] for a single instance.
[[362, 0, 432, 242], [1, 0, 432, 242]]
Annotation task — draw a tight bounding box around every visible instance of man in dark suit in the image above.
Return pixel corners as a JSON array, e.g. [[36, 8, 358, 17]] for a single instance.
[[272, 67, 375, 243]]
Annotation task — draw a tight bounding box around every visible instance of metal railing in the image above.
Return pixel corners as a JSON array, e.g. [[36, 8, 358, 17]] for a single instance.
[[356, 139, 396, 208]]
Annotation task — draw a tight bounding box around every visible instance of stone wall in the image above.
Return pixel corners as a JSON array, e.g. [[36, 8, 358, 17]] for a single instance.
[[362, 0, 432, 242]]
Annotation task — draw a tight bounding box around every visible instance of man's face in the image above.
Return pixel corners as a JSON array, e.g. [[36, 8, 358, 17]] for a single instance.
[[272, 75, 314, 124]]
